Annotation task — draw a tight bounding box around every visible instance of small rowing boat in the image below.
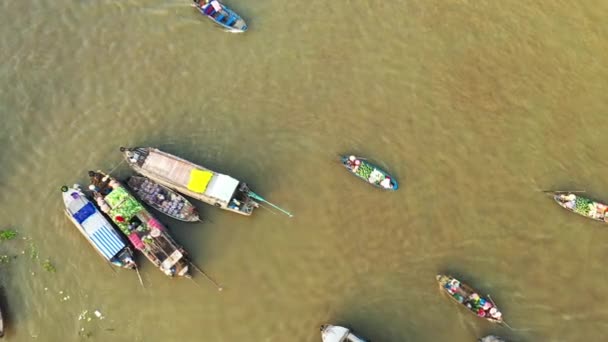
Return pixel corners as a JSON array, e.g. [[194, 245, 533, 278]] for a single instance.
[[192, 0, 247, 33], [320, 325, 368, 342], [340, 155, 398, 190], [553, 192, 608, 223], [88, 171, 191, 278], [436, 275, 504, 324], [61, 184, 136, 269], [127, 176, 200, 222], [479, 336, 506, 342]]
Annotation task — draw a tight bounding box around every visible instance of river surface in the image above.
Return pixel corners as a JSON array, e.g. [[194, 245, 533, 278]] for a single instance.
[[1, 1, 608, 341]]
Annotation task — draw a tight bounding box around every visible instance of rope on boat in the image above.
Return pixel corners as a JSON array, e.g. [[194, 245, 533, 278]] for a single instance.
[[190, 262, 224, 291], [247, 191, 294, 218], [106, 158, 126, 177]]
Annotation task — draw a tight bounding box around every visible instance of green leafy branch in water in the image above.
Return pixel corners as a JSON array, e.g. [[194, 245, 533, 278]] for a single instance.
[[42, 259, 56, 273], [29, 242, 39, 260], [0, 229, 17, 241]]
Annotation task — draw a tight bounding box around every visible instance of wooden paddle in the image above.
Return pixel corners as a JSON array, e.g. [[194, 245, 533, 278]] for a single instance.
[[540, 189, 586, 193]]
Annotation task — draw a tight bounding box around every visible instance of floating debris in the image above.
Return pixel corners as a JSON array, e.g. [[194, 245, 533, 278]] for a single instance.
[[29, 242, 39, 260], [94, 310, 104, 319]]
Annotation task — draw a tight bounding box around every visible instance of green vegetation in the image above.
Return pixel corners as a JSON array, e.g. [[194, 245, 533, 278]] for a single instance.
[[355, 163, 374, 178], [42, 259, 56, 273], [0, 229, 17, 241], [29, 242, 39, 260]]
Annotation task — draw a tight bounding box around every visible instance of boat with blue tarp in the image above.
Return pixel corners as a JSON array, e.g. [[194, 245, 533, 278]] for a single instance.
[[192, 0, 247, 33], [61, 184, 136, 269]]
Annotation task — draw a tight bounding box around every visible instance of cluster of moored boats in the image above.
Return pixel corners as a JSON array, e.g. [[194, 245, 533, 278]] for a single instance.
[[62, 146, 295, 281]]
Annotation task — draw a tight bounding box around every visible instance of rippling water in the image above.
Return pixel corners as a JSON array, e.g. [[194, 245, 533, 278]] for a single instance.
[[1, 0, 608, 341]]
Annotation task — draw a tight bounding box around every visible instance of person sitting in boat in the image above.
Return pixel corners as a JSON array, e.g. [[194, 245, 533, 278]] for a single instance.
[[559, 193, 577, 208], [346, 156, 361, 172], [380, 176, 392, 189], [488, 307, 502, 320]]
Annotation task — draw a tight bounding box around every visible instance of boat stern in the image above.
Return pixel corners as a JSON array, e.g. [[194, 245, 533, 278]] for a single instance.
[[114, 248, 137, 269]]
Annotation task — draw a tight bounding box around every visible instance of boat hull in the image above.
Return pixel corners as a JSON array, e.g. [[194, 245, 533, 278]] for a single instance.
[[61, 185, 136, 269], [127, 176, 200, 222], [553, 192, 608, 223], [194, 0, 247, 33], [121, 147, 258, 216], [340, 155, 398, 191], [436, 274, 503, 324], [88, 172, 191, 278]]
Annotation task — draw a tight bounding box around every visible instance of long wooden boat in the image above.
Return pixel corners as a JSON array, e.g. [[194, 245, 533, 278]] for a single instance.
[[320, 324, 368, 342], [479, 336, 506, 342], [88, 171, 190, 278], [553, 192, 608, 223], [127, 176, 200, 222], [340, 155, 398, 190], [436, 275, 504, 324], [61, 184, 137, 269], [192, 0, 248, 33], [121, 147, 260, 216]]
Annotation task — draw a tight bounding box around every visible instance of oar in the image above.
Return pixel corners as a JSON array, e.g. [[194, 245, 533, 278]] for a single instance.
[[190, 262, 224, 291], [540, 189, 586, 193], [248, 191, 294, 218], [135, 265, 145, 288]]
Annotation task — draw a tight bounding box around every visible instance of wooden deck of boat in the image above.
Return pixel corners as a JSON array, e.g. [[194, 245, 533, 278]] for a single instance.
[[142, 151, 195, 188]]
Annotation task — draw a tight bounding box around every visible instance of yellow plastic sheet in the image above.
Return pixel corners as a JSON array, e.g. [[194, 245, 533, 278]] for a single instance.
[[187, 169, 213, 193]]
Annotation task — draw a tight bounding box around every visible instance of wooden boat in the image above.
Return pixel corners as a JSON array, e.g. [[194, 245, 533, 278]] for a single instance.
[[121, 147, 261, 216], [436, 275, 504, 324], [553, 192, 608, 223], [61, 184, 137, 269], [127, 176, 200, 222], [479, 336, 506, 342], [320, 325, 368, 342], [192, 0, 248, 33], [88, 171, 190, 278], [340, 155, 398, 190]]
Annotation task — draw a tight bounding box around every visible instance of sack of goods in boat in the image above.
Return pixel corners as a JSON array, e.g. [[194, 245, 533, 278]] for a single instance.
[[368, 169, 385, 184]]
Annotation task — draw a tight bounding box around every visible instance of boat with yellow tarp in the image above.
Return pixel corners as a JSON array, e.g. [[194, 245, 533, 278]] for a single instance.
[[120, 147, 262, 216]]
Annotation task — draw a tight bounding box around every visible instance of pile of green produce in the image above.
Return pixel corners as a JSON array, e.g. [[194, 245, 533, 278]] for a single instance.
[[355, 163, 374, 179], [574, 197, 593, 215]]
